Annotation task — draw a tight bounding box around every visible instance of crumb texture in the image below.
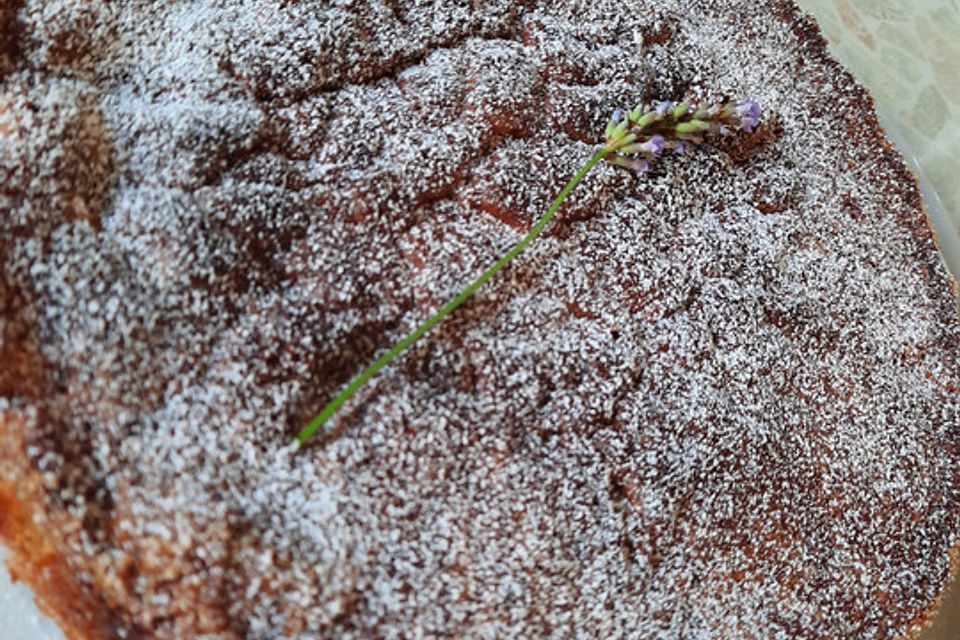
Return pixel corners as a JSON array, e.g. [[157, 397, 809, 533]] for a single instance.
[[1, 1, 960, 639]]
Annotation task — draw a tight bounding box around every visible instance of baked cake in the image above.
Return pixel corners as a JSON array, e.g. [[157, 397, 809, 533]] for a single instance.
[[2, 0, 959, 638]]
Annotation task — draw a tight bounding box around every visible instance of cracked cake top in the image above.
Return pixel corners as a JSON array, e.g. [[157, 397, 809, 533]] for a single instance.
[[1, 1, 959, 639]]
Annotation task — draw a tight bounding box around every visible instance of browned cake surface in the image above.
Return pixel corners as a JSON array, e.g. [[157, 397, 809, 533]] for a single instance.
[[2, 0, 960, 638]]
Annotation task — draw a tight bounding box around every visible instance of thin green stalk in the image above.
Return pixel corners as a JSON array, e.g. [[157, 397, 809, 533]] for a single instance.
[[293, 148, 611, 448]]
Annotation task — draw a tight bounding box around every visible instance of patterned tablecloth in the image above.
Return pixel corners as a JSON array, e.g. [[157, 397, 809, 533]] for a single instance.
[[796, 0, 960, 279]]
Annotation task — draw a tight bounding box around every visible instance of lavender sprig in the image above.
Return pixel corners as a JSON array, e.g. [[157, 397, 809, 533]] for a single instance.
[[604, 98, 761, 176], [294, 98, 761, 448]]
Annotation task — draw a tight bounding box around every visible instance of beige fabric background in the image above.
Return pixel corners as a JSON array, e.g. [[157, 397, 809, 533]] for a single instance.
[[795, 0, 960, 279]]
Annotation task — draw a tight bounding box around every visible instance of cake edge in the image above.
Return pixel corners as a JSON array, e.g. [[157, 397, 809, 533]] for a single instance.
[[0, 408, 116, 640]]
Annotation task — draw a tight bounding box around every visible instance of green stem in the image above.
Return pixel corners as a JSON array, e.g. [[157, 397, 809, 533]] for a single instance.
[[294, 147, 611, 448]]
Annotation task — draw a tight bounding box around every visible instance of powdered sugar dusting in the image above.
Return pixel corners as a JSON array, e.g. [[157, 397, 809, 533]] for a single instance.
[[1, 0, 959, 638]]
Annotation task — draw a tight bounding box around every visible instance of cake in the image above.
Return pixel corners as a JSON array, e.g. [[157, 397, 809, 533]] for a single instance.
[[1, 0, 959, 639]]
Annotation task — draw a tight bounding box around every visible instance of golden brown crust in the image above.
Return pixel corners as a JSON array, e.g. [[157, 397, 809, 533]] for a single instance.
[[0, 409, 112, 640]]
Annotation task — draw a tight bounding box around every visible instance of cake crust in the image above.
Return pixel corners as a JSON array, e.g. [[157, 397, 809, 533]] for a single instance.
[[2, 0, 960, 639]]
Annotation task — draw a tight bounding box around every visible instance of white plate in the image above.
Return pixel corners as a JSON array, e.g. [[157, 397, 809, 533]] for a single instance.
[[0, 548, 66, 640]]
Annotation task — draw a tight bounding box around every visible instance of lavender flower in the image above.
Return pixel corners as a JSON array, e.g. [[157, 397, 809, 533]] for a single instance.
[[296, 95, 764, 447], [734, 99, 761, 132], [654, 100, 673, 116], [640, 134, 665, 154], [630, 158, 650, 176], [603, 98, 761, 176]]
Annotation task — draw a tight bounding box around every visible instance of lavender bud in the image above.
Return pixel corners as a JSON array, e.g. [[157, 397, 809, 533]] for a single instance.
[[671, 101, 691, 118], [604, 119, 616, 139], [640, 134, 665, 155], [635, 111, 659, 128], [734, 99, 761, 132], [631, 158, 650, 176], [674, 120, 711, 135], [611, 118, 630, 139]]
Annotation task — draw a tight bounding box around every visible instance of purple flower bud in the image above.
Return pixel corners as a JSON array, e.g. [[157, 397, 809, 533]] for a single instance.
[[611, 108, 626, 123], [638, 134, 665, 155], [631, 158, 650, 176], [734, 99, 760, 132], [654, 101, 672, 116], [672, 140, 687, 155]]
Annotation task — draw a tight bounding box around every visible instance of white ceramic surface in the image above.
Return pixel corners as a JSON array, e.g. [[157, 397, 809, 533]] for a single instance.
[[0, 548, 66, 640]]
